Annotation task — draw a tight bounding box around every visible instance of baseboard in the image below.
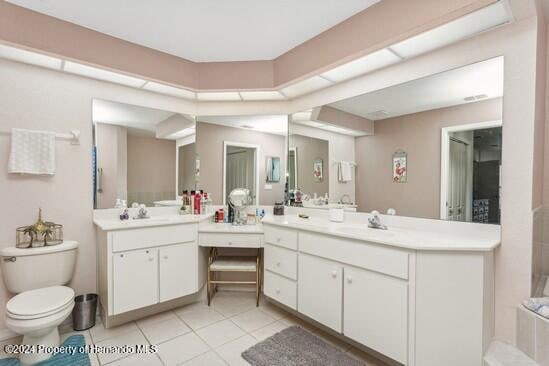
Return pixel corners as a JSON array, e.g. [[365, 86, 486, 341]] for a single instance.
[[0, 327, 19, 342]]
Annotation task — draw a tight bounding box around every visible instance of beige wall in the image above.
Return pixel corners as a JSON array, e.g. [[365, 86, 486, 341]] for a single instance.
[[177, 143, 196, 194], [94, 123, 127, 209], [355, 98, 502, 218], [195, 122, 286, 205], [288, 134, 329, 197], [127, 135, 176, 206]]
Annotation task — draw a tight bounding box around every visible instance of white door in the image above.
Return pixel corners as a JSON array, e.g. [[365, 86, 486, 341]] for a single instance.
[[159, 243, 197, 302], [298, 253, 342, 332], [113, 249, 158, 314], [344, 266, 408, 364], [226, 147, 256, 203], [447, 138, 468, 221]]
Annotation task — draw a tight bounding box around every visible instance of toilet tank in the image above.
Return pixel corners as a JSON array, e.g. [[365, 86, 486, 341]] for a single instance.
[[0, 241, 78, 293]]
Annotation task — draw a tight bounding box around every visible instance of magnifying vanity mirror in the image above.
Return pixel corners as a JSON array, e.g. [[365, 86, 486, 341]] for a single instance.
[[287, 56, 504, 224], [92, 99, 196, 209]]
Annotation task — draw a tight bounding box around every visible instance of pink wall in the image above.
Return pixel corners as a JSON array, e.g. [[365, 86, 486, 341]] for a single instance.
[[195, 122, 286, 205], [0, 0, 495, 91], [355, 98, 503, 218]]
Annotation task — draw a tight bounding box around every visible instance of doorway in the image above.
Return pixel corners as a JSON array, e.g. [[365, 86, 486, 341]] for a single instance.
[[223, 141, 259, 205], [440, 121, 502, 224]]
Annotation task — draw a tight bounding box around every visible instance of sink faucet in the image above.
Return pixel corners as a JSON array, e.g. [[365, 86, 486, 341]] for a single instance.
[[134, 204, 149, 220], [339, 194, 352, 205], [368, 210, 387, 230]]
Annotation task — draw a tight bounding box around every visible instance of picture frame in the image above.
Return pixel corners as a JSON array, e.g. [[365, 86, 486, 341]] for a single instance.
[[313, 159, 323, 182], [392, 151, 407, 183]]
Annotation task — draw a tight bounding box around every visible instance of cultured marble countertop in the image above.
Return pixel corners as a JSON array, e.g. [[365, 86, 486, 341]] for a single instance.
[[262, 214, 501, 252], [93, 213, 212, 231], [198, 221, 264, 234]]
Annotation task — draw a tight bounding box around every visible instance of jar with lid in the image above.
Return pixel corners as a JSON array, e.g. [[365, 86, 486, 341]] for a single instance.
[[273, 201, 285, 216]]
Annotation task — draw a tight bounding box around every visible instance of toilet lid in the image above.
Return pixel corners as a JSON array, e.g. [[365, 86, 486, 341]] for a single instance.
[[7, 286, 74, 317]]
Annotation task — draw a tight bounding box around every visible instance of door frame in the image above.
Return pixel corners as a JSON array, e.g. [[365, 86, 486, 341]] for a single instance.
[[440, 120, 502, 220], [223, 141, 261, 205]]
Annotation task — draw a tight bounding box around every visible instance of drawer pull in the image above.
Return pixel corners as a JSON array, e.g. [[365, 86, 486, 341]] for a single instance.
[[276, 237, 281, 243], [163, 256, 168, 260], [331, 270, 337, 278], [276, 289, 281, 294], [148, 257, 154, 262], [228, 241, 232, 245], [120, 254, 124, 258], [276, 261, 281, 267], [347, 276, 353, 284]]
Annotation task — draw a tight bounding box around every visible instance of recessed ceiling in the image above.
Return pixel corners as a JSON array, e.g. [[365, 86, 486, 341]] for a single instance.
[[92, 99, 176, 135], [7, 0, 380, 62], [197, 115, 287, 135], [329, 56, 504, 120]]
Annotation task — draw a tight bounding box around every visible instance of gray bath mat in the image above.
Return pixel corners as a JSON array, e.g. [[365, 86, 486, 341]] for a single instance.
[[241, 326, 365, 365]]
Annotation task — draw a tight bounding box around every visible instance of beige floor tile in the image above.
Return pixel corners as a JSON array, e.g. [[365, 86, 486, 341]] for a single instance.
[[138, 312, 191, 344], [95, 329, 149, 365], [195, 319, 246, 348], [215, 334, 258, 366], [182, 350, 228, 366], [175, 304, 226, 330], [258, 301, 290, 320], [136, 310, 178, 329], [156, 332, 210, 366], [175, 300, 209, 315], [230, 308, 276, 333], [212, 292, 256, 317], [107, 352, 163, 366], [89, 320, 139, 343], [250, 321, 288, 341]]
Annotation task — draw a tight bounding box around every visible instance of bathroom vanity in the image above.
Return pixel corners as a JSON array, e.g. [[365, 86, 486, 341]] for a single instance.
[[261, 212, 500, 366], [94, 210, 211, 326]]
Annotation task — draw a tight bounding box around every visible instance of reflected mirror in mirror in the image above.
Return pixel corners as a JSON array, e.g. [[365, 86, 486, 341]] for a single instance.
[[195, 115, 288, 206], [92, 99, 196, 209], [288, 56, 503, 224]]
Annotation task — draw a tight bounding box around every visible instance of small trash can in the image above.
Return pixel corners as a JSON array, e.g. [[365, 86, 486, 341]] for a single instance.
[[72, 293, 98, 331]]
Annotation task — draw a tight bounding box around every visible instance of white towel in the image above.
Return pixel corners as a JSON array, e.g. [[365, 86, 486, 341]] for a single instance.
[[8, 128, 56, 175], [544, 277, 549, 297], [338, 161, 352, 182]]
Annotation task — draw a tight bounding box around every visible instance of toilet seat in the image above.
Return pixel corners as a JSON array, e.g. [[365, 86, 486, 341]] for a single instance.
[[7, 286, 74, 320]]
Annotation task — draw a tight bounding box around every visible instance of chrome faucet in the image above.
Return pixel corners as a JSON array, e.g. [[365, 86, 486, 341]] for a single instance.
[[134, 204, 149, 220], [368, 210, 387, 230], [339, 194, 352, 205]]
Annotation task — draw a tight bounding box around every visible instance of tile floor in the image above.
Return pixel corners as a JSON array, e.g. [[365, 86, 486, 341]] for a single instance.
[[1, 291, 388, 366]]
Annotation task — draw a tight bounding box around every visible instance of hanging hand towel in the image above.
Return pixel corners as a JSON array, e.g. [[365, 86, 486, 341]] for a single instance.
[[338, 161, 353, 182], [8, 128, 56, 175]]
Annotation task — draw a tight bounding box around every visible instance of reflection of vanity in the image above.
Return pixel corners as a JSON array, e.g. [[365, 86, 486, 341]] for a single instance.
[[262, 211, 500, 366]]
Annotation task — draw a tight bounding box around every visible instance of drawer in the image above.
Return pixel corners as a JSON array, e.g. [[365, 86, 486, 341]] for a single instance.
[[264, 226, 298, 250], [112, 224, 197, 252], [264, 244, 297, 280], [198, 233, 263, 248], [264, 270, 297, 310], [299, 232, 409, 280]]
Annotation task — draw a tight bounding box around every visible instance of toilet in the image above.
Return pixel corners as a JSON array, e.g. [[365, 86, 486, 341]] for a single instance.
[[0, 241, 78, 365]]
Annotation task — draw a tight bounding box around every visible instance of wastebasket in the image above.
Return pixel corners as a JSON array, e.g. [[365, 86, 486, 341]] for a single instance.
[[72, 293, 98, 331]]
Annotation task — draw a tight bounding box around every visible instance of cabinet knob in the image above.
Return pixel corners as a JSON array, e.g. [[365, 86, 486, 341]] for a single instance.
[[163, 256, 168, 260], [146, 250, 149, 254], [120, 254, 124, 258], [276, 237, 281, 242], [331, 270, 337, 278], [347, 276, 353, 284], [148, 257, 154, 262], [228, 241, 232, 245], [276, 261, 281, 267], [276, 289, 281, 294]]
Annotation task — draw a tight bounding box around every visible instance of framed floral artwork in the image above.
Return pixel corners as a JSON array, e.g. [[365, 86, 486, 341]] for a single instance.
[[313, 159, 323, 182], [392, 151, 407, 183]]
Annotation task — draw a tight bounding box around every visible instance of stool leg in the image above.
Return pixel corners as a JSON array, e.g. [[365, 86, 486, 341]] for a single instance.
[[256, 253, 260, 307]]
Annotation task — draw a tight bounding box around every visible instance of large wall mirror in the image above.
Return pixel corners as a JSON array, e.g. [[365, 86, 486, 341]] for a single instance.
[[287, 56, 503, 224], [194, 115, 288, 205], [92, 99, 196, 209]]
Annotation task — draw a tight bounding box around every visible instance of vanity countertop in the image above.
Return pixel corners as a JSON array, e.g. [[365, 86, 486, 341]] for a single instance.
[[94, 214, 212, 231], [198, 221, 264, 234], [262, 214, 501, 252]]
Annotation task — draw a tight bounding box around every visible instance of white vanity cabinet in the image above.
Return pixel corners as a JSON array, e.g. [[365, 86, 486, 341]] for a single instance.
[[298, 253, 343, 332], [263, 222, 496, 366], [96, 223, 200, 318], [113, 248, 158, 314]]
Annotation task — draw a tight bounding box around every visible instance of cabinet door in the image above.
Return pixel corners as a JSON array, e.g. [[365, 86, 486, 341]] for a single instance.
[[344, 266, 408, 364], [113, 249, 158, 314], [159, 243, 197, 302], [298, 253, 342, 332]]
